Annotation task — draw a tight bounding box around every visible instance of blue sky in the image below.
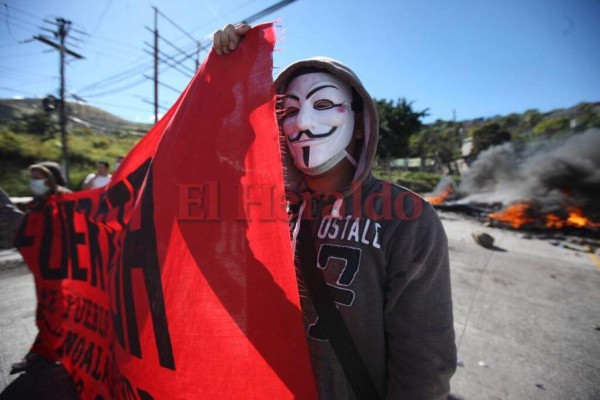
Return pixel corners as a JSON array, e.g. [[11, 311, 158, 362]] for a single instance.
[[1, 0, 599, 124]]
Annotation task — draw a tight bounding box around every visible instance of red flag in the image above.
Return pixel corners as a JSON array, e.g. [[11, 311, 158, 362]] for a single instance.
[[16, 23, 317, 399]]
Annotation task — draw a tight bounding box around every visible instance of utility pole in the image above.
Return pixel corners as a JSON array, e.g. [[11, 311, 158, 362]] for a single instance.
[[146, 0, 297, 118], [196, 42, 201, 70], [153, 7, 159, 124], [34, 18, 84, 186], [58, 19, 68, 183]]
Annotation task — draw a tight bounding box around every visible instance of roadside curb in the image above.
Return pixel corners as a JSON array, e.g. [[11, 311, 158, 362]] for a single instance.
[[0, 248, 26, 272]]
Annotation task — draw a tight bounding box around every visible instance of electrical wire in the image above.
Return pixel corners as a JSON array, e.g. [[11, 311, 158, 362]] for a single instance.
[[3, 1, 286, 108], [90, 0, 113, 34], [1, 2, 45, 21], [0, 86, 38, 96], [80, 77, 148, 98], [0, 10, 40, 30], [86, 99, 157, 113]]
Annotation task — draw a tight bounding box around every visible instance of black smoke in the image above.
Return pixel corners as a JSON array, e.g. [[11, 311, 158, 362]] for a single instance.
[[458, 129, 600, 220]]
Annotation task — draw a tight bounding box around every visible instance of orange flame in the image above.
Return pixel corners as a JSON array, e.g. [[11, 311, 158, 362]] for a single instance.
[[426, 185, 454, 205], [553, 208, 600, 229], [489, 201, 534, 228], [490, 203, 600, 229]]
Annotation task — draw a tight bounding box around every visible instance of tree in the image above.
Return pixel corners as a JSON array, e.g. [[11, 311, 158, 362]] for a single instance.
[[375, 98, 429, 178], [470, 122, 511, 158], [410, 122, 462, 173]]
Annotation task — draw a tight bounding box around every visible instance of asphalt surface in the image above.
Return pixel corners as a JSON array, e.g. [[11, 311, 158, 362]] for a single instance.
[[1, 213, 599, 399]]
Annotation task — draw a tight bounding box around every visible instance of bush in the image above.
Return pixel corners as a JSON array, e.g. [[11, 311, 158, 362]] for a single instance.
[[532, 117, 569, 137], [0, 131, 21, 158], [92, 138, 111, 149]]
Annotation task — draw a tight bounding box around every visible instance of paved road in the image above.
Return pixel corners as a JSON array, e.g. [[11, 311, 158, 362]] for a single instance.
[[442, 212, 600, 400], [1, 214, 599, 399]]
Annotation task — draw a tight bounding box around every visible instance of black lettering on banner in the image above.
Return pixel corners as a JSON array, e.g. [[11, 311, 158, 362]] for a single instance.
[[63, 200, 88, 282], [62, 293, 76, 318], [56, 330, 114, 397], [91, 345, 104, 380], [107, 181, 132, 209], [39, 203, 69, 279], [126, 159, 151, 200], [118, 166, 175, 370], [94, 195, 117, 294], [76, 199, 105, 290], [101, 160, 151, 348], [39, 288, 59, 314], [308, 244, 362, 341]]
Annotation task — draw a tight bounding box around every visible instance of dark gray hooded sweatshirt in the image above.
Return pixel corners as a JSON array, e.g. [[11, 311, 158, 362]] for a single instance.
[[274, 57, 457, 400]]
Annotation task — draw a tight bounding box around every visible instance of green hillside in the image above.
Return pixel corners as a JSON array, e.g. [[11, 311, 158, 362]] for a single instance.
[[1, 97, 599, 197], [0, 98, 151, 196], [0, 98, 151, 134]]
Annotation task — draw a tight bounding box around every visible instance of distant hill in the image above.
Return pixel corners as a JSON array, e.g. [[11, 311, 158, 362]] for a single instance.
[[455, 101, 600, 137], [0, 98, 152, 135], [2, 97, 599, 196], [0, 98, 150, 196], [409, 100, 600, 177]]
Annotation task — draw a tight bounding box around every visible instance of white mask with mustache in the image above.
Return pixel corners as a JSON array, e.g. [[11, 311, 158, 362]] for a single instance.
[[281, 72, 356, 176]]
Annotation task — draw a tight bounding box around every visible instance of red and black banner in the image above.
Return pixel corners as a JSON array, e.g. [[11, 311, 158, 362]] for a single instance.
[[16, 23, 317, 399]]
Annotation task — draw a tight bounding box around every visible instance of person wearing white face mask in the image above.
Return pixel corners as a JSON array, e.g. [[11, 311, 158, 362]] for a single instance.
[[213, 24, 456, 400], [9, 161, 72, 376], [28, 161, 72, 200]]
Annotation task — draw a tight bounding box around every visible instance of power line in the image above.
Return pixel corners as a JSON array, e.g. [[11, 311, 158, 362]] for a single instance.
[[84, 34, 139, 52], [90, 0, 113, 34], [142, 0, 298, 120], [240, 0, 298, 24], [148, 27, 197, 67], [186, 0, 258, 36], [1, 2, 45, 21], [0, 15, 38, 36], [0, 10, 41, 29], [0, 50, 53, 60], [82, 77, 147, 98], [142, 48, 192, 78], [0, 76, 56, 89], [76, 60, 153, 93], [143, 75, 181, 94], [0, 69, 55, 80], [86, 99, 158, 113], [29, 1, 293, 115], [135, 95, 168, 111], [0, 86, 38, 96], [143, 43, 195, 76], [155, 8, 198, 45], [64, 8, 207, 100]]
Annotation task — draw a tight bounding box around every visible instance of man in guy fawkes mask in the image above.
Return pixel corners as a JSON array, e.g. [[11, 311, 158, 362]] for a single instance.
[[214, 24, 456, 400]]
